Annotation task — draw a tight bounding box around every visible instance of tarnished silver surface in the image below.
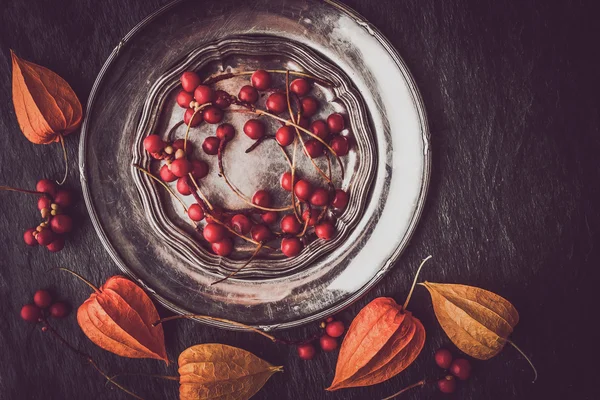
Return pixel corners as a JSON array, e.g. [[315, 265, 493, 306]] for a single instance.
[[79, 0, 431, 330]]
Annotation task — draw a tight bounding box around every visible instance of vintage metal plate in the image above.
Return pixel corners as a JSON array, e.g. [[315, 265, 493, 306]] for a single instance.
[[80, 0, 430, 330]]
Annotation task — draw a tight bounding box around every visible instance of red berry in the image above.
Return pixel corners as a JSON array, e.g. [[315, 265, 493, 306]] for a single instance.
[[325, 320, 345, 338], [50, 215, 73, 234], [315, 221, 336, 240], [169, 159, 192, 177], [172, 139, 194, 155], [319, 334, 338, 352], [327, 113, 345, 133], [36, 229, 54, 246], [193, 85, 214, 104], [53, 190, 74, 208], [238, 85, 259, 103], [46, 236, 65, 253], [176, 177, 192, 195], [276, 126, 295, 146], [281, 237, 302, 257], [191, 160, 209, 179], [301, 96, 319, 118], [450, 358, 472, 380], [216, 123, 235, 141], [290, 78, 311, 96], [310, 120, 329, 140], [310, 188, 329, 207], [261, 211, 277, 225], [304, 139, 324, 158], [34, 290, 53, 309], [180, 71, 201, 92], [435, 348, 453, 369], [49, 302, 70, 318], [252, 190, 271, 208], [302, 209, 319, 226], [203, 223, 226, 243], [202, 136, 220, 155], [280, 172, 294, 191], [20, 304, 41, 322], [251, 69, 271, 90], [251, 224, 272, 242], [184, 108, 202, 127], [330, 135, 349, 156], [176, 90, 194, 108], [36, 179, 58, 197], [214, 90, 231, 109], [294, 180, 313, 201], [212, 238, 233, 257], [159, 164, 177, 182], [188, 204, 205, 221], [38, 196, 52, 211], [437, 375, 457, 394], [266, 92, 288, 114], [297, 343, 316, 360], [243, 119, 265, 140], [332, 189, 349, 210], [24, 228, 38, 246], [281, 214, 301, 234], [203, 106, 223, 124], [231, 214, 252, 234]]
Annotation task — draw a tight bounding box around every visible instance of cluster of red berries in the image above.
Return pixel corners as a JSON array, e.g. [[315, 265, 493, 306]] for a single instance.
[[23, 179, 74, 252], [296, 318, 345, 360], [20, 289, 70, 323], [434, 348, 473, 394]]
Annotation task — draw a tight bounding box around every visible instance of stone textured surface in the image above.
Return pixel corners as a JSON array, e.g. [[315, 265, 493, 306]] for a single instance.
[[0, 0, 597, 399]]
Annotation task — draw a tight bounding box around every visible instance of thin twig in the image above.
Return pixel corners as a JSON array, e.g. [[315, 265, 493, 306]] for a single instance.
[[167, 120, 184, 141], [403, 255, 432, 310], [54, 267, 100, 294], [381, 379, 427, 400], [133, 165, 188, 212], [0, 186, 45, 196], [187, 174, 214, 211], [211, 244, 264, 285]]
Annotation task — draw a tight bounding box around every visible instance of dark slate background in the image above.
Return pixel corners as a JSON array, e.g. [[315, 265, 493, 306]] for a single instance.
[[0, 0, 597, 399]]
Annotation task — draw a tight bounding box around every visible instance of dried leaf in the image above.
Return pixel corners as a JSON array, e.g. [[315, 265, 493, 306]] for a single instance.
[[77, 276, 168, 364], [178, 343, 282, 400], [11, 50, 82, 144]]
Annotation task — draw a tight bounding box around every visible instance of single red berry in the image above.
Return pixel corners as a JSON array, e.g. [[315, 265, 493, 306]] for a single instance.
[[231, 214, 252, 234], [191, 159, 209, 179], [49, 302, 70, 318], [33, 290, 53, 309], [315, 221, 336, 240], [251, 69, 272, 90], [304, 139, 324, 158], [203, 223, 226, 243], [290, 78, 311, 96], [172, 139, 194, 155], [188, 204, 205, 221], [280, 172, 294, 191], [298, 117, 310, 129], [176, 90, 194, 108], [216, 123, 236, 141], [261, 211, 277, 225], [281, 214, 302, 234], [46, 236, 65, 253], [214, 90, 232, 109], [330, 135, 350, 156], [301, 96, 319, 118], [294, 180, 313, 201], [251, 224, 272, 242], [281, 237, 302, 257], [332, 189, 349, 210], [180, 71, 201, 92], [143, 135, 164, 153], [319, 334, 338, 352], [202, 136, 221, 155], [325, 320, 345, 338], [437, 375, 457, 394], [252, 190, 271, 208], [302, 209, 319, 226], [36, 179, 58, 197], [36, 229, 55, 246], [327, 113, 345, 133], [297, 343, 316, 360], [266, 92, 288, 114], [50, 214, 73, 234], [176, 177, 192, 195], [212, 238, 233, 256], [184, 108, 202, 127], [450, 358, 472, 380], [24, 228, 38, 246], [203, 106, 223, 124], [243, 119, 265, 140], [276, 126, 295, 146], [160, 164, 177, 182], [435, 348, 453, 369], [38, 196, 52, 211], [310, 188, 329, 207], [193, 85, 214, 104], [310, 120, 330, 140], [53, 190, 74, 208], [20, 304, 41, 322], [169, 159, 192, 177], [238, 85, 259, 103]]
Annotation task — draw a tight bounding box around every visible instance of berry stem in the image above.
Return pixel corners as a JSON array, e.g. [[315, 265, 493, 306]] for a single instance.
[[507, 339, 538, 382], [244, 135, 273, 153], [133, 165, 188, 212], [110, 373, 179, 382], [203, 69, 334, 87], [187, 174, 214, 211], [381, 379, 427, 400], [0, 185, 45, 196], [167, 120, 184, 141], [55, 267, 101, 294], [403, 255, 432, 311], [183, 102, 211, 153], [211, 243, 264, 285], [57, 134, 68, 185]]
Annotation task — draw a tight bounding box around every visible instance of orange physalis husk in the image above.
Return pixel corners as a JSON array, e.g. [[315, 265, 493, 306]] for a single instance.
[[11, 50, 82, 144], [76, 275, 168, 365]]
